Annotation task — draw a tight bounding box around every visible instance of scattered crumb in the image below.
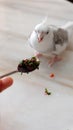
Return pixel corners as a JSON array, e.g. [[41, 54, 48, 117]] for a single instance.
[[49, 73, 55, 78], [45, 88, 51, 95]]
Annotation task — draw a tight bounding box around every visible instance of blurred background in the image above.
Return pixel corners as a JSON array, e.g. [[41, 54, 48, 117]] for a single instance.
[[0, 0, 73, 39]]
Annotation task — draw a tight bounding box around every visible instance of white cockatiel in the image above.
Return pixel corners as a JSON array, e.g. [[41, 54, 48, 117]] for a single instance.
[[29, 18, 73, 66]]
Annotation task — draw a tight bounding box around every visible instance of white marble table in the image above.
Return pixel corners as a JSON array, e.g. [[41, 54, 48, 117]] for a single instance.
[[0, 0, 73, 130]]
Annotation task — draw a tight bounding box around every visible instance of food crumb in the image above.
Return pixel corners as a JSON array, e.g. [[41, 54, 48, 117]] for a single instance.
[[45, 88, 51, 95], [49, 73, 55, 78]]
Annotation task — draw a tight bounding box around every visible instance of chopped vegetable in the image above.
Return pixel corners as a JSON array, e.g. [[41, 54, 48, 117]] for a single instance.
[[49, 73, 55, 78], [18, 57, 40, 73], [45, 88, 51, 95]]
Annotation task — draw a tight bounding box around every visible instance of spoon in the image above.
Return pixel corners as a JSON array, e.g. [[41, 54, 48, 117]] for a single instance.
[[0, 57, 40, 79]]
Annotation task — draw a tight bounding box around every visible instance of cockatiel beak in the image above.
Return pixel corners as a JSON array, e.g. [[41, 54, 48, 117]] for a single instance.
[[38, 32, 44, 43]]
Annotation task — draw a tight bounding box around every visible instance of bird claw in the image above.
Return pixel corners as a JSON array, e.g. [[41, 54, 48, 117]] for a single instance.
[[35, 52, 43, 58], [49, 55, 62, 66]]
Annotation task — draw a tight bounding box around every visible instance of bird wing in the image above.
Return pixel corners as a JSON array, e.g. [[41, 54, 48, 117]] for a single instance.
[[52, 28, 68, 55]]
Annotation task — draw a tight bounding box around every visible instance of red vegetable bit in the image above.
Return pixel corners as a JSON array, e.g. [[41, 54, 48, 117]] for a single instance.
[[49, 73, 55, 78]]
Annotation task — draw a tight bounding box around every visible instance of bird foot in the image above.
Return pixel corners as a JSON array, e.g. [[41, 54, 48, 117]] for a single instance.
[[49, 55, 62, 66], [35, 52, 43, 58]]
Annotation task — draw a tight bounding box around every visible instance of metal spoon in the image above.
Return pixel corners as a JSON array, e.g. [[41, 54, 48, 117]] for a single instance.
[[0, 57, 40, 79]]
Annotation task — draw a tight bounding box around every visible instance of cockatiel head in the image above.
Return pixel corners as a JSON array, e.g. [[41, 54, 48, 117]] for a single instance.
[[34, 24, 50, 43], [34, 18, 52, 43], [29, 17, 54, 53]]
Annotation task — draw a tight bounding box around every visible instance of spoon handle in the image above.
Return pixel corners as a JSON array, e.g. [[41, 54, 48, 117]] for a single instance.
[[0, 70, 18, 79]]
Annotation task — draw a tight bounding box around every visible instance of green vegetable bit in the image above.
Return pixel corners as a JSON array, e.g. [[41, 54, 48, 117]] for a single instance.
[[45, 88, 51, 95]]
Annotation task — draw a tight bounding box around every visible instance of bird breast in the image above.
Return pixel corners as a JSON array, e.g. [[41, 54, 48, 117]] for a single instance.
[[29, 31, 53, 53]]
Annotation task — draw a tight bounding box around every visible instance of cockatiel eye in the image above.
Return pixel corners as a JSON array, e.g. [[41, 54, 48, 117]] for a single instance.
[[46, 31, 49, 34]]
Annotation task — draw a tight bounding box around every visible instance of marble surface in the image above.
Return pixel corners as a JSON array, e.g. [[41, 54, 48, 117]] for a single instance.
[[0, 0, 73, 130]]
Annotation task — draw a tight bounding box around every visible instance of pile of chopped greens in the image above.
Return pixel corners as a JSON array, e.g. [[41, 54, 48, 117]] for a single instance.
[[18, 57, 40, 73]]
